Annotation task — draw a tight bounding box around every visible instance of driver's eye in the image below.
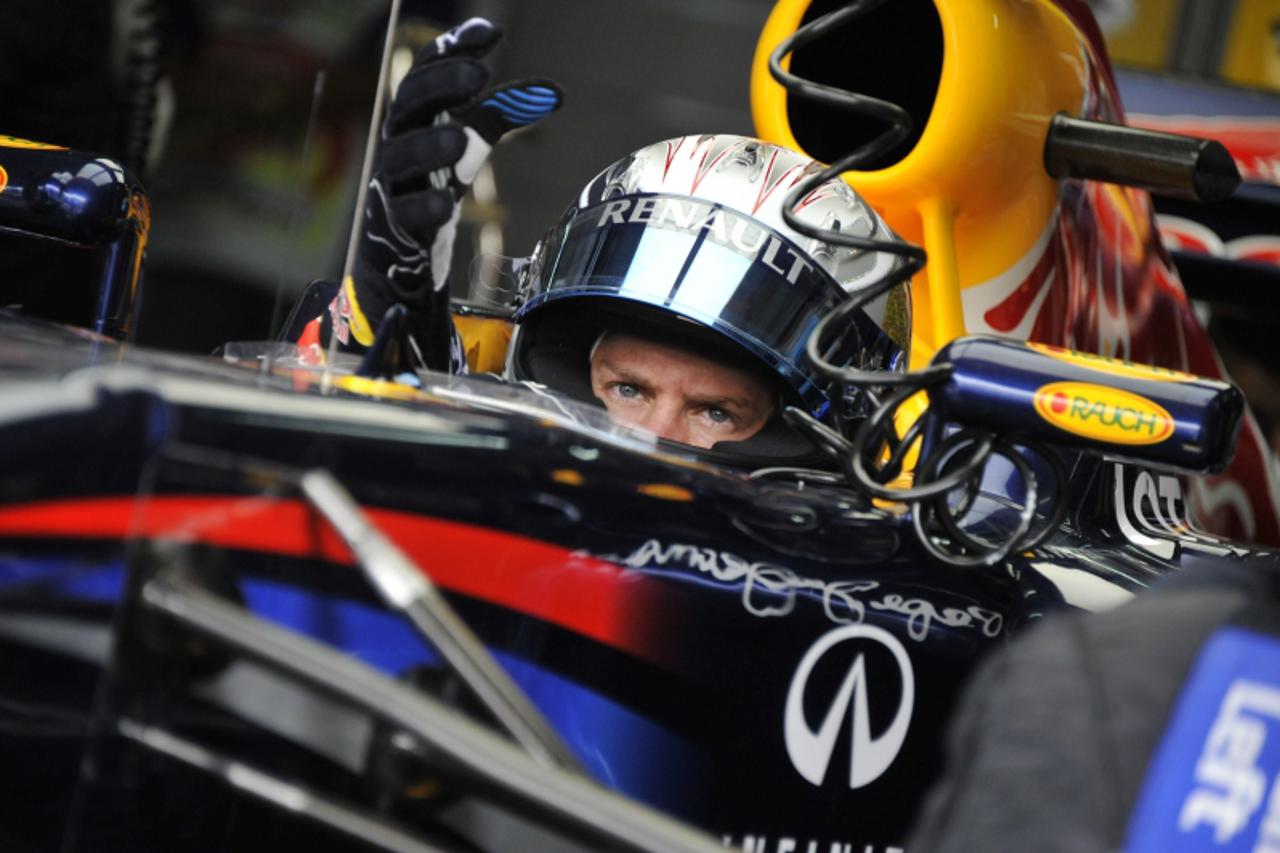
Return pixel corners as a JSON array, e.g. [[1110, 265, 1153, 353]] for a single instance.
[[706, 407, 732, 424], [616, 383, 640, 399]]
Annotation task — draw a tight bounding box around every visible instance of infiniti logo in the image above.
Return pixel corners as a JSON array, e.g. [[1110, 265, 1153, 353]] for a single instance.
[[784, 624, 914, 789]]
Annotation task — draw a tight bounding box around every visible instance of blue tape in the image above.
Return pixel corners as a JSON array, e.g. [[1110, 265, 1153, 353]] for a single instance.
[[1126, 627, 1280, 851]]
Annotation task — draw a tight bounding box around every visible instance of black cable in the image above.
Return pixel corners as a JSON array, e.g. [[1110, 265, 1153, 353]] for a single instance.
[[768, 0, 1067, 567]]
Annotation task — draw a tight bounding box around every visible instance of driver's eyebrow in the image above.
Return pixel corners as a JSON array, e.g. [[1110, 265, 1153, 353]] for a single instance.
[[595, 358, 655, 390], [685, 392, 756, 413]]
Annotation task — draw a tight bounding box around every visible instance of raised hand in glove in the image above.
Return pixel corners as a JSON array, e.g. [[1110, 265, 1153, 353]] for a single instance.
[[324, 17, 563, 372]]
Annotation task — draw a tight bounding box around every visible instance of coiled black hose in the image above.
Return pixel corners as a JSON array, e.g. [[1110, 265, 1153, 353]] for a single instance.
[[765, 0, 1067, 567]]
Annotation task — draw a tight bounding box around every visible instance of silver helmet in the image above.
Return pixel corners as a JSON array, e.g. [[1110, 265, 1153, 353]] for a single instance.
[[506, 133, 910, 423]]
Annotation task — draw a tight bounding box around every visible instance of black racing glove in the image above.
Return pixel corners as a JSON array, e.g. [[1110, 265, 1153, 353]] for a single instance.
[[324, 17, 563, 372]]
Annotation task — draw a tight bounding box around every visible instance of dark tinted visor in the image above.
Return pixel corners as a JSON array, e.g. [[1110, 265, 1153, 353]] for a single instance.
[[515, 194, 903, 417]]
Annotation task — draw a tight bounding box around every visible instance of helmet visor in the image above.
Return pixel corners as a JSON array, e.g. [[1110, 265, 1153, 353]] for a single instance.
[[516, 194, 906, 418]]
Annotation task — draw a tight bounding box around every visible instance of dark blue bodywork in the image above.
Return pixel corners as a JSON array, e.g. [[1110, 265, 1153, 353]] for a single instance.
[[0, 310, 1263, 852]]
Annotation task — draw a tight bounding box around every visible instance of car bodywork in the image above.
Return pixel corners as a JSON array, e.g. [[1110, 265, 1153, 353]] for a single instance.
[[752, 0, 1280, 546], [0, 1, 1277, 851]]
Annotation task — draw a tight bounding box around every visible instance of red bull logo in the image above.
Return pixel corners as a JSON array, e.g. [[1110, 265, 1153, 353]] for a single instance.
[[1033, 381, 1175, 446]]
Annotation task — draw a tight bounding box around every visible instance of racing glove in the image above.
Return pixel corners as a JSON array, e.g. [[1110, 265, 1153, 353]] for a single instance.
[[320, 17, 563, 373]]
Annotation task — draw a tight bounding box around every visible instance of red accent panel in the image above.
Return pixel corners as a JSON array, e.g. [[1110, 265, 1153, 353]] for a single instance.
[[983, 239, 1057, 333], [0, 496, 655, 658], [1238, 244, 1280, 265], [1159, 223, 1215, 255], [296, 317, 322, 349]]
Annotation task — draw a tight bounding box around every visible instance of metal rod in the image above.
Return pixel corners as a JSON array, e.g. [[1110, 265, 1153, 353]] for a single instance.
[[343, 0, 403, 284], [298, 468, 582, 772], [118, 718, 444, 853], [140, 574, 723, 853], [329, 0, 405, 377], [270, 69, 328, 345]]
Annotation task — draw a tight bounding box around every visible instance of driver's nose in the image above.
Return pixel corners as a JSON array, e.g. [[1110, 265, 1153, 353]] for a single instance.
[[634, 399, 691, 446]]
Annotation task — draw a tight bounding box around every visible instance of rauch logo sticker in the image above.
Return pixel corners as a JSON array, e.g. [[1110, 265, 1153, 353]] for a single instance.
[[1033, 381, 1175, 445]]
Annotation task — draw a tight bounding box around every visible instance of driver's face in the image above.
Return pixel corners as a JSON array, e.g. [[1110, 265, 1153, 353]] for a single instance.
[[589, 333, 775, 449]]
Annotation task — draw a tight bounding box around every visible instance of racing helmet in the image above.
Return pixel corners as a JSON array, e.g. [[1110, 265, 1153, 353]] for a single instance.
[[505, 133, 910, 440]]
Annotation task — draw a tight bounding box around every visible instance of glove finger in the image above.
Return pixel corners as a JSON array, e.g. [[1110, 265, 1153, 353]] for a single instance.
[[454, 78, 564, 146], [386, 187, 456, 237], [379, 125, 467, 192], [416, 17, 502, 63], [388, 58, 490, 136]]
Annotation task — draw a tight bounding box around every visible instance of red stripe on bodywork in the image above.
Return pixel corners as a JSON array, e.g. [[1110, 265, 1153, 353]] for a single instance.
[[0, 496, 656, 659], [983, 235, 1058, 334]]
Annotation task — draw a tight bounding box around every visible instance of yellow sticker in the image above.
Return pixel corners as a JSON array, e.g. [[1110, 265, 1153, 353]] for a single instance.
[[1033, 381, 1175, 445], [1027, 341, 1195, 382], [0, 135, 67, 151], [333, 374, 429, 402]]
